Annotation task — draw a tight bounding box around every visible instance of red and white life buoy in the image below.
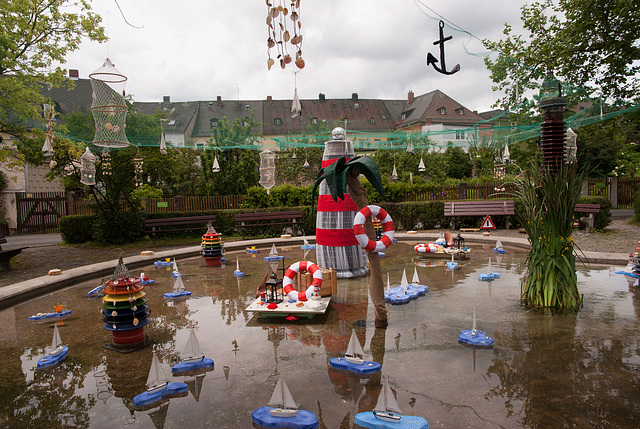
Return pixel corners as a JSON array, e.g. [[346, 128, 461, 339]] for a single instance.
[[353, 205, 395, 253], [414, 243, 442, 253], [283, 261, 323, 301]]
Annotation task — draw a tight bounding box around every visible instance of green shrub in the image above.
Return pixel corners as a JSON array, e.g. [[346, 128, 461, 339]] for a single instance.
[[59, 215, 96, 243], [633, 189, 640, 222], [93, 210, 145, 244], [577, 195, 612, 231]]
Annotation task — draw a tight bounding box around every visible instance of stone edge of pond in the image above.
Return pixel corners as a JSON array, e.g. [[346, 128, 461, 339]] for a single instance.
[[0, 234, 628, 310]]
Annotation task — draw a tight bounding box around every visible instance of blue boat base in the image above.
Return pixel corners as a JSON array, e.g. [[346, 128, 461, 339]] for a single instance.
[[329, 358, 381, 375], [384, 285, 427, 305], [478, 273, 500, 281], [36, 346, 69, 369], [171, 358, 214, 373], [615, 270, 639, 278], [29, 310, 72, 321], [458, 329, 494, 348], [493, 248, 506, 254], [354, 412, 429, 429], [133, 382, 189, 407], [163, 291, 192, 299], [252, 406, 318, 429]]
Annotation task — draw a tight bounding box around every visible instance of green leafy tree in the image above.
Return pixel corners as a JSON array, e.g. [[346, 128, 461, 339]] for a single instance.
[[444, 147, 472, 179], [0, 0, 106, 159], [483, 0, 640, 110]]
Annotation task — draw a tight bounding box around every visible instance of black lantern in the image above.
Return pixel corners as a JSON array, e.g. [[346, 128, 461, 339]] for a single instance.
[[265, 273, 283, 304], [453, 233, 465, 250]]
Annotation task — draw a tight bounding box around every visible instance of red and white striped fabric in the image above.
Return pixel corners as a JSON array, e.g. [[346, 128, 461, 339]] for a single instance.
[[352, 205, 395, 253], [283, 261, 323, 301]]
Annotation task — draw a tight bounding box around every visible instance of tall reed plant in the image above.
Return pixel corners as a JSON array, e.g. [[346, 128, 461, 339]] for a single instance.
[[514, 160, 587, 310]]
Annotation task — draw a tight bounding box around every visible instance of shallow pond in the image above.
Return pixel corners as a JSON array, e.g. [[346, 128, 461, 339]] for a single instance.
[[0, 242, 639, 428]]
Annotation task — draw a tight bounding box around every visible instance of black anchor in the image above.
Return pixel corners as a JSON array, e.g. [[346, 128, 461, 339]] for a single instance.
[[427, 20, 460, 75]]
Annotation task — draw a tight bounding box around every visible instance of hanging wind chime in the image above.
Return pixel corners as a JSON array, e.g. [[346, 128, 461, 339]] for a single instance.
[[259, 149, 276, 194], [266, 0, 305, 70], [42, 102, 55, 163], [418, 155, 426, 172], [101, 151, 112, 177], [211, 151, 220, 173], [80, 147, 97, 186], [89, 58, 130, 148], [159, 120, 168, 155], [134, 149, 144, 187], [291, 71, 302, 118]]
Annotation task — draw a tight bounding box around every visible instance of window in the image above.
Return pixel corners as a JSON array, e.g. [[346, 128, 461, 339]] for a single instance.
[[401, 113, 407, 120], [458, 108, 464, 115], [243, 118, 249, 127], [210, 118, 218, 128], [455, 130, 465, 140], [439, 107, 446, 115], [369, 118, 376, 125], [168, 120, 176, 126], [274, 118, 282, 126]]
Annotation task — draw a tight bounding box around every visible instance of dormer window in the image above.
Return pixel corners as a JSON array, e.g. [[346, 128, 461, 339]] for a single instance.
[[401, 113, 407, 120], [439, 107, 446, 115], [458, 108, 464, 115], [210, 118, 218, 128], [274, 118, 282, 126], [369, 118, 376, 125], [168, 120, 176, 126]]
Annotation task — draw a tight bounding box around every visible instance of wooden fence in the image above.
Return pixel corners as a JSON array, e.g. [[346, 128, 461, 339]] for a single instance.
[[72, 195, 247, 215], [16, 192, 69, 233]]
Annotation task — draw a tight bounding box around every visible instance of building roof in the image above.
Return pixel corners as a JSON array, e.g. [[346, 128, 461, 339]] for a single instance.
[[398, 89, 486, 128], [261, 95, 397, 135], [133, 100, 199, 135], [191, 99, 263, 138], [46, 79, 94, 116]]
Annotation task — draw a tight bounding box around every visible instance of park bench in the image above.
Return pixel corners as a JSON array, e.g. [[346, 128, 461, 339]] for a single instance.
[[0, 235, 26, 271], [574, 203, 601, 232], [144, 215, 216, 246], [444, 200, 515, 231], [235, 210, 303, 240]]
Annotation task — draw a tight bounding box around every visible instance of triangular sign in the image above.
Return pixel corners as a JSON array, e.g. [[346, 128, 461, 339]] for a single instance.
[[480, 215, 496, 229]]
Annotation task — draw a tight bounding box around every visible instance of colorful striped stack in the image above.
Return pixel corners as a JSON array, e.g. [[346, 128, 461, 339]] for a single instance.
[[373, 218, 383, 240], [102, 257, 150, 352], [201, 227, 225, 266]]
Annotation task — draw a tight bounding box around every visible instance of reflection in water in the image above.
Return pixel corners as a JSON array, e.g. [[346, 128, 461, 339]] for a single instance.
[[0, 246, 639, 427]]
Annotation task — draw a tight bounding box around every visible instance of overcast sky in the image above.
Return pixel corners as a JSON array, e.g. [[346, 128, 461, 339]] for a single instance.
[[62, 0, 526, 113]]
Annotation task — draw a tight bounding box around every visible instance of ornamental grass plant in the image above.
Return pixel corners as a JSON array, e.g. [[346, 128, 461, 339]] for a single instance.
[[514, 159, 588, 310]]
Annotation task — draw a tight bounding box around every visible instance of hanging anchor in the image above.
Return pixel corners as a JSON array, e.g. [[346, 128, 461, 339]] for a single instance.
[[426, 20, 460, 75]]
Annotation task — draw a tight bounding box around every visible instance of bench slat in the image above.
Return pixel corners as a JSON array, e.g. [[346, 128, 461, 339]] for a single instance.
[[234, 211, 303, 240]]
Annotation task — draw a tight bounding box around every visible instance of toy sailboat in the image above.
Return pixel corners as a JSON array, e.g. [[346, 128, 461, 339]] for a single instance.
[[171, 330, 214, 373], [252, 375, 319, 428], [384, 269, 426, 305], [172, 259, 180, 278], [458, 307, 494, 348], [493, 239, 505, 253], [300, 238, 315, 250], [269, 376, 298, 417], [345, 329, 365, 364], [373, 377, 402, 422], [447, 252, 459, 271], [233, 256, 245, 277], [478, 258, 500, 281], [329, 330, 381, 374], [163, 275, 191, 299], [37, 325, 68, 369], [134, 351, 188, 407]]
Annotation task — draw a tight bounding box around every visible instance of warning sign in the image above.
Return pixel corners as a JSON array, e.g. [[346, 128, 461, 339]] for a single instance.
[[480, 215, 496, 229]]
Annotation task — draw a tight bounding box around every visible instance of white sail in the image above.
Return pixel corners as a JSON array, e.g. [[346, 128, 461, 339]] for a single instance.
[[400, 269, 408, 290], [173, 276, 185, 292], [269, 376, 298, 416], [159, 131, 167, 154], [346, 329, 364, 359], [147, 352, 168, 392], [291, 88, 302, 118], [412, 267, 420, 285], [495, 239, 503, 250], [236, 256, 240, 271], [182, 330, 205, 362], [51, 325, 62, 349], [391, 163, 398, 179], [303, 157, 310, 168], [386, 272, 391, 291], [471, 307, 478, 337], [418, 157, 426, 172], [211, 155, 220, 172], [269, 244, 278, 257], [172, 259, 178, 272], [375, 377, 402, 414], [303, 238, 310, 247]]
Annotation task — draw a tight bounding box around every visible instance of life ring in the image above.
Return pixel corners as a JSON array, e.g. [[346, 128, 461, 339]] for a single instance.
[[414, 243, 441, 253], [353, 205, 395, 253], [282, 261, 323, 301]]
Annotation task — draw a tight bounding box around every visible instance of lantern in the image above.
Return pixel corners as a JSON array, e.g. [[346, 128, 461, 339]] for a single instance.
[[264, 273, 283, 304], [80, 147, 96, 186], [453, 232, 465, 250], [259, 149, 276, 194], [89, 58, 130, 148]]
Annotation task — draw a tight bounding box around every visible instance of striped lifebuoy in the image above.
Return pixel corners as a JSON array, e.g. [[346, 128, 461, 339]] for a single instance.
[[414, 243, 442, 253], [353, 205, 395, 253], [283, 261, 323, 301]]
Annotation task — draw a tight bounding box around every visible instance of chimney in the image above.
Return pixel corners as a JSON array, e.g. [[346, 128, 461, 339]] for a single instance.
[[352, 93, 358, 102], [163, 96, 170, 104], [216, 95, 222, 107], [266, 95, 273, 102], [68, 69, 79, 80], [319, 93, 325, 102], [407, 90, 414, 104]]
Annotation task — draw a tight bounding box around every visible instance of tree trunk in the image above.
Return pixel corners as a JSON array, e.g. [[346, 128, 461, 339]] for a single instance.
[[346, 168, 388, 328]]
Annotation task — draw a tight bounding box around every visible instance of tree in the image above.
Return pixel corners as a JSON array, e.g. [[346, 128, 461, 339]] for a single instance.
[[444, 147, 472, 179], [0, 0, 106, 154], [483, 0, 640, 110]]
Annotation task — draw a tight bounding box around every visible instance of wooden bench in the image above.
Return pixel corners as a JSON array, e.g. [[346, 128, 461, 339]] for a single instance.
[[0, 235, 26, 271], [574, 203, 601, 232], [235, 210, 303, 240], [144, 215, 216, 246], [444, 200, 515, 230]]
